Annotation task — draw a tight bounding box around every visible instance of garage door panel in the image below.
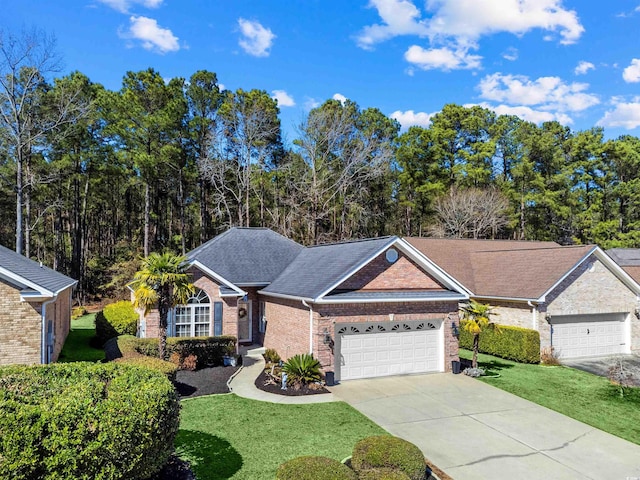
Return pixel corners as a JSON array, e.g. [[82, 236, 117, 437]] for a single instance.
[[339, 321, 442, 381], [552, 313, 626, 359]]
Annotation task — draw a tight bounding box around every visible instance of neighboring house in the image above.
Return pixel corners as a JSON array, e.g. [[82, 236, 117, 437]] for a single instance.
[[406, 238, 640, 360], [606, 248, 640, 285], [139, 228, 468, 381], [0, 245, 77, 365]]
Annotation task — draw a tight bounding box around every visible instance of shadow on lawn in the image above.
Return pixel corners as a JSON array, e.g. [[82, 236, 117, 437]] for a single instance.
[[176, 430, 243, 480], [462, 356, 517, 376]]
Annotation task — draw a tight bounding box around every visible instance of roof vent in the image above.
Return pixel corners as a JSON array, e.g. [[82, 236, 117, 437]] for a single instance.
[[385, 248, 398, 263]]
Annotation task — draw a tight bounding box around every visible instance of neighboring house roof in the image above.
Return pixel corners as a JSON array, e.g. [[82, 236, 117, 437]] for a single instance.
[[405, 237, 640, 301], [606, 248, 640, 284], [188, 227, 303, 287], [0, 244, 76, 298], [261, 236, 468, 303]]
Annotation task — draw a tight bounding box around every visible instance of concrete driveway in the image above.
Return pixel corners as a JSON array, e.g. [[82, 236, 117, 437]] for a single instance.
[[329, 373, 640, 480], [564, 355, 640, 386]]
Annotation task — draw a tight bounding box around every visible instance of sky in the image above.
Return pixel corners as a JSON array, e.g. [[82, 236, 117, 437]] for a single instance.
[[3, 0, 640, 143]]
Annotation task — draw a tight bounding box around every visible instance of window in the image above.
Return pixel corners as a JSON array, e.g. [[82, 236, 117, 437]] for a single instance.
[[258, 301, 266, 333], [174, 289, 211, 337]]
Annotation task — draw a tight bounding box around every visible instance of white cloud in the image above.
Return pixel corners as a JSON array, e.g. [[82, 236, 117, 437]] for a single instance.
[[404, 45, 482, 70], [122, 16, 179, 53], [98, 0, 162, 14], [598, 100, 640, 129], [502, 47, 518, 61], [623, 59, 640, 83], [477, 73, 599, 112], [304, 97, 321, 110], [357, 0, 584, 51], [390, 110, 435, 128], [477, 103, 573, 124], [238, 18, 275, 57], [332, 93, 347, 104], [271, 90, 295, 107], [574, 61, 595, 75]]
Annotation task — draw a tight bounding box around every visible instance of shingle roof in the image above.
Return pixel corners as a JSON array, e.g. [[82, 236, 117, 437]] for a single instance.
[[261, 236, 397, 300], [0, 244, 76, 294], [405, 238, 594, 299], [606, 249, 640, 284], [188, 228, 303, 285]]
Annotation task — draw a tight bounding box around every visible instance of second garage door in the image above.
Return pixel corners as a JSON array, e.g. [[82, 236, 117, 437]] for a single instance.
[[551, 313, 627, 359], [336, 320, 442, 381]]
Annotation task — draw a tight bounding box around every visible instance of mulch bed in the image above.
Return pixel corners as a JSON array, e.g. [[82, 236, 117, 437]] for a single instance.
[[254, 369, 330, 396], [174, 365, 240, 399]]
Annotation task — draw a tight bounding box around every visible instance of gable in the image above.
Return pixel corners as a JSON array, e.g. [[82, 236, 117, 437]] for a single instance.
[[334, 249, 448, 293]]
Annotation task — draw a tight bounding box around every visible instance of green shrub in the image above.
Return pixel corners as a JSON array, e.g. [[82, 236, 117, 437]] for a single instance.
[[358, 468, 411, 480], [95, 301, 138, 344], [276, 456, 357, 480], [459, 321, 540, 363], [115, 355, 178, 382], [110, 335, 236, 368], [282, 353, 321, 388], [71, 306, 88, 320], [0, 362, 180, 480], [264, 348, 281, 364], [352, 436, 425, 480]]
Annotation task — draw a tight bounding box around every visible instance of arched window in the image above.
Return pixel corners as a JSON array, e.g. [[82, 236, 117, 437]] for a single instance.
[[174, 289, 211, 337]]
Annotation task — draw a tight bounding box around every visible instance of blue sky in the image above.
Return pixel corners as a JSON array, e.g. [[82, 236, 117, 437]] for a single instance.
[[4, 0, 640, 142]]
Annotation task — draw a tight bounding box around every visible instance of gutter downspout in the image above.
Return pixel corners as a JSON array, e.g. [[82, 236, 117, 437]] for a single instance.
[[527, 300, 538, 331], [302, 300, 313, 355], [41, 296, 57, 364]]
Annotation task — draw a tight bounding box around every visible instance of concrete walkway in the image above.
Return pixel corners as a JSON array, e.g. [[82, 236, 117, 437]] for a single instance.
[[228, 347, 335, 404], [329, 373, 640, 480]]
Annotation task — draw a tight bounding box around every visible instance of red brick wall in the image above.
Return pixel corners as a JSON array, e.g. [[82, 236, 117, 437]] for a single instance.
[[262, 296, 460, 374], [337, 251, 446, 291]]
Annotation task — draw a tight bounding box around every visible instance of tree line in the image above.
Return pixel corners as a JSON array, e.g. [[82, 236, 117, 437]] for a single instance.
[[1, 30, 640, 302]]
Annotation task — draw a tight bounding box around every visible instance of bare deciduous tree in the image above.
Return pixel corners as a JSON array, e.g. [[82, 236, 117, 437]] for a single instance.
[[432, 187, 509, 239]]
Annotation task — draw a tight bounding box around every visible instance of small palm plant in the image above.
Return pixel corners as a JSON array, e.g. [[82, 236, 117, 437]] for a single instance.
[[460, 300, 497, 369], [282, 354, 321, 389], [128, 252, 194, 360]]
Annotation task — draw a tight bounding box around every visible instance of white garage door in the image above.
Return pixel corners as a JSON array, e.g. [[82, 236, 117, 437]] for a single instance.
[[337, 320, 442, 381], [552, 313, 626, 359]]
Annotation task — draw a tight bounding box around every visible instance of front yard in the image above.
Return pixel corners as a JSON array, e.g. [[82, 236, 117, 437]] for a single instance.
[[177, 394, 385, 480], [459, 349, 640, 445]]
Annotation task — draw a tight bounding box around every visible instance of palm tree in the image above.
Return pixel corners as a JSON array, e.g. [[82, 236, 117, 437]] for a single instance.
[[129, 252, 194, 360], [460, 300, 497, 369]]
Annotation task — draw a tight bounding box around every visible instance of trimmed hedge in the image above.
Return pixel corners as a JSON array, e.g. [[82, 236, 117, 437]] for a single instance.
[[114, 355, 178, 382], [459, 321, 540, 364], [358, 468, 411, 480], [112, 335, 236, 368], [95, 301, 138, 344], [0, 362, 180, 480], [352, 436, 425, 480], [276, 456, 357, 480]]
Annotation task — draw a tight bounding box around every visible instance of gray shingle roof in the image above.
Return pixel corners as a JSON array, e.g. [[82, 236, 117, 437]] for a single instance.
[[0, 244, 76, 294], [261, 236, 397, 300], [188, 228, 303, 285], [606, 248, 640, 266]]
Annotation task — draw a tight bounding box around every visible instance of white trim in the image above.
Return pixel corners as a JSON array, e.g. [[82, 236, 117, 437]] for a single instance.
[[474, 295, 539, 303], [235, 282, 270, 287], [40, 297, 57, 364], [302, 300, 313, 354], [0, 269, 53, 297], [258, 290, 315, 303], [190, 260, 246, 296], [314, 294, 467, 304]]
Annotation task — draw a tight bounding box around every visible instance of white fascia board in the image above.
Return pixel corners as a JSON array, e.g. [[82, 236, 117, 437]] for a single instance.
[[257, 290, 315, 303], [472, 295, 538, 304], [234, 282, 270, 287], [314, 294, 468, 304], [396, 238, 474, 296], [53, 281, 78, 295], [0, 269, 53, 297], [20, 291, 53, 302], [314, 237, 399, 300], [190, 260, 246, 296]]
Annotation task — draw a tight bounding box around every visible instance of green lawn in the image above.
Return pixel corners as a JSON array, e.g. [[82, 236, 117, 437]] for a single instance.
[[58, 314, 105, 363], [177, 394, 385, 480], [459, 349, 640, 445]]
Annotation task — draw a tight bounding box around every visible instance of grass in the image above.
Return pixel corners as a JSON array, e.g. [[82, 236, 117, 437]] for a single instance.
[[459, 349, 640, 445], [177, 394, 385, 480], [58, 314, 105, 363]]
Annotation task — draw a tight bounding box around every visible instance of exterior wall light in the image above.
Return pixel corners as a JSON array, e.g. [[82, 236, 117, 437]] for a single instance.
[[323, 328, 331, 345], [451, 322, 459, 338]]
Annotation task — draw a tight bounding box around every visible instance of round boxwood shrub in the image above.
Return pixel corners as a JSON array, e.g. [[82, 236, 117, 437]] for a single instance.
[[358, 468, 411, 480], [0, 362, 180, 480], [95, 301, 139, 344], [352, 436, 425, 480], [276, 456, 357, 480]]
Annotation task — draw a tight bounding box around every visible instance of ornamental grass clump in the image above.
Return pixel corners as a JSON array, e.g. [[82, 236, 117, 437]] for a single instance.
[[282, 353, 321, 389], [275, 456, 357, 480]]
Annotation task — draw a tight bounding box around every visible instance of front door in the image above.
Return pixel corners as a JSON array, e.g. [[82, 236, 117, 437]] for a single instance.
[[238, 300, 252, 342]]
